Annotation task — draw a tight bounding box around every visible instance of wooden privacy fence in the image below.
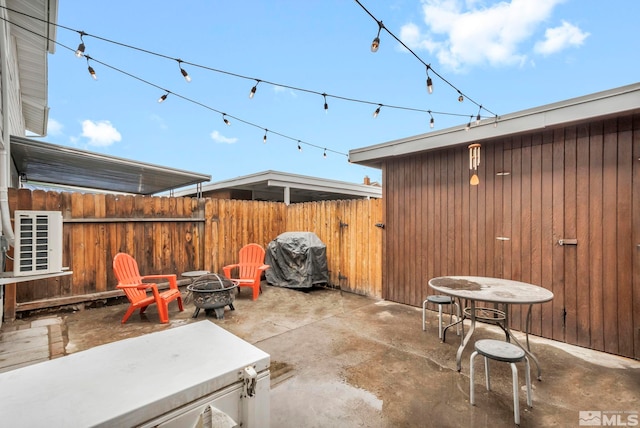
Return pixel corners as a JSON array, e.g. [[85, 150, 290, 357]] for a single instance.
[[4, 189, 383, 318]]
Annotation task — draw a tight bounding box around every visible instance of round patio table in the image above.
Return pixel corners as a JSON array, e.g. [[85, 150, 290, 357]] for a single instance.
[[428, 276, 554, 380]]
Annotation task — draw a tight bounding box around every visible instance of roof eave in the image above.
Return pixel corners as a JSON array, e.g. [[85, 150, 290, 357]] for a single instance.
[[349, 82, 640, 169]]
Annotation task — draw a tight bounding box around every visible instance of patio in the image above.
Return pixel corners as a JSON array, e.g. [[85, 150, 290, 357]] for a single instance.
[[1, 283, 639, 427]]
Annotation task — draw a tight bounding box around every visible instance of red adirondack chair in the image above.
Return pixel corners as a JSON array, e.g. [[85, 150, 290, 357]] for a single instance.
[[223, 244, 270, 300], [112, 253, 184, 323]]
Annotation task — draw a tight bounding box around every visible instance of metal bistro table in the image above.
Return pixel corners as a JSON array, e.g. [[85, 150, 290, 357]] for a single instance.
[[428, 276, 554, 380]]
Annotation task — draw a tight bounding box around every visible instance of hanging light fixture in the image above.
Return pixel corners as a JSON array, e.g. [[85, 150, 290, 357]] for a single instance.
[[249, 80, 260, 98], [75, 31, 86, 58], [177, 60, 191, 82], [323, 148, 327, 158], [297, 141, 302, 152], [263, 129, 268, 143], [428, 111, 434, 129], [426, 65, 433, 94], [222, 114, 230, 125], [469, 143, 481, 186], [371, 21, 383, 52], [458, 90, 464, 102], [476, 105, 482, 125], [85, 56, 97, 80], [373, 104, 381, 118], [158, 91, 169, 103], [323, 94, 328, 113], [465, 115, 472, 131]]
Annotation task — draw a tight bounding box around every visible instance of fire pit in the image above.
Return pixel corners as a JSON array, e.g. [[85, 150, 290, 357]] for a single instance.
[[186, 273, 238, 319]]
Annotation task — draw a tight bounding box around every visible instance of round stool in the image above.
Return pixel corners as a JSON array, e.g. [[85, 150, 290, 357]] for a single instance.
[[422, 295, 460, 340], [470, 339, 532, 425]]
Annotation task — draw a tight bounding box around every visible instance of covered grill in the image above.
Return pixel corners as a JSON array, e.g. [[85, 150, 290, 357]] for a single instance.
[[265, 231, 329, 289]]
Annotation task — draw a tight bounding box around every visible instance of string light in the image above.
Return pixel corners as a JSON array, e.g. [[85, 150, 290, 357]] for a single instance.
[[323, 93, 328, 112], [371, 21, 383, 52], [249, 80, 260, 99], [85, 55, 97, 80], [177, 59, 191, 82], [373, 104, 381, 118], [75, 31, 86, 58], [426, 65, 433, 94], [297, 141, 302, 152], [222, 114, 230, 125], [428, 111, 435, 129], [493, 115, 499, 128], [323, 148, 327, 158], [465, 115, 472, 131], [354, 0, 498, 124], [263, 129, 268, 144], [476, 105, 482, 125], [1, 6, 496, 161], [0, 8, 349, 160]]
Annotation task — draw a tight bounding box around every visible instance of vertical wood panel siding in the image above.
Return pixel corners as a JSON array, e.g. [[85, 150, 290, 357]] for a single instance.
[[382, 114, 639, 359]]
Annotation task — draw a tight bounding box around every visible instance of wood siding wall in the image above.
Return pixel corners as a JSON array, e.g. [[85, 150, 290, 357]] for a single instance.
[[382, 113, 640, 359], [4, 191, 383, 317]]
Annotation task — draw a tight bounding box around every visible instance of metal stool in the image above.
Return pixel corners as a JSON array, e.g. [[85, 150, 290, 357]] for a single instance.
[[470, 339, 532, 426], [422, 295, 460, 340]]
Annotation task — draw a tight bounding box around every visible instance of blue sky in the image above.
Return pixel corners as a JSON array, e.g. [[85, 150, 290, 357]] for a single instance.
[[40, 0, 639, 188]]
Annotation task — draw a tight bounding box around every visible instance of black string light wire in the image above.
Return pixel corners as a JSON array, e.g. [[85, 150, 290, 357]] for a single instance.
[[0, 4, 493, 162], [354, 0, 498, 124], [1, 4, 486, 131], [0, 8, 348, 159]]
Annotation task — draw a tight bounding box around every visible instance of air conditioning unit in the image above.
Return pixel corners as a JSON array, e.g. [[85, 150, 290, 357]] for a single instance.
[[13, 210, 63, 277]]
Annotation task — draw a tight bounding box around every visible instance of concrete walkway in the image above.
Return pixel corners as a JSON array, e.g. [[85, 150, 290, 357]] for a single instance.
[[1, 284, 639, 427]]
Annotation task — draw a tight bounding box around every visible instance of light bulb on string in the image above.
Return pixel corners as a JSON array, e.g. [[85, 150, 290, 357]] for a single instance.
[[323, 148, 327, 159], [85, 56, 97, 80], [426, 65, 433, 94], [465, 116, 472, 131], [428, 111, 434, 129], [323, 94, 328, 113], [476, 105, 482, 125], [297, 141, 302, 152], [158, 91, 169, 103], [249, 80, 260, 99], [75, 31, 86, 58], [373, 104, 381, 118], [458, 91, 464, 102], [263, 129, 268, 144], [177, 60, 191, 82], [222, 114, 230, 126], [493, 115, 499, 128], [371, 21, 383, 52]]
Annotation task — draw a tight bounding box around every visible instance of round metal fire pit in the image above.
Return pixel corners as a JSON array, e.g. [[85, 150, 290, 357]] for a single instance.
[[186, 273, 238, 319]]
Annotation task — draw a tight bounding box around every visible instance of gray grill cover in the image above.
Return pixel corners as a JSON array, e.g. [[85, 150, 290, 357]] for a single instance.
[[265, 232, 329, 289]]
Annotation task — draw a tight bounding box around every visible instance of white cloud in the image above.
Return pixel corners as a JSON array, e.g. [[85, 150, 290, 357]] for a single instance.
[[401, 0, 584, 71], [273, 85, 297, 97], [80, 120, 122, 147], [47, 118, 63, 136], [210, 130, 238, 144], [534, 20, 589, 55]]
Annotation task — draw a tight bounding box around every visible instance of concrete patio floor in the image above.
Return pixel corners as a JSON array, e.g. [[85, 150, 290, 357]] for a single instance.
[[1, 283, 639, 427]]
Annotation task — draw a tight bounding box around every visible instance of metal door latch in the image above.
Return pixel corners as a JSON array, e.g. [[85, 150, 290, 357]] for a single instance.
[[243, 366, 257, 397], [558, 239, 578, 246]]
